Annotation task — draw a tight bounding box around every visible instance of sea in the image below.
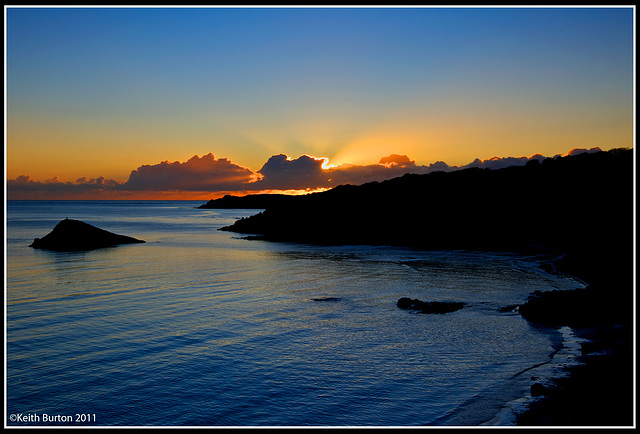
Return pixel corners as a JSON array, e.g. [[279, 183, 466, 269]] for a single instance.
[[4, 200, 588, 427]]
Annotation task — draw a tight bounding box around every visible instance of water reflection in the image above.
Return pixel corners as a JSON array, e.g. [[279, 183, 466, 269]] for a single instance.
[[6, 203, 584, 426]]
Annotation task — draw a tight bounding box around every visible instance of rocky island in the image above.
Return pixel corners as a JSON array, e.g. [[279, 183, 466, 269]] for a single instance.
[[30, 218, 145, 251]]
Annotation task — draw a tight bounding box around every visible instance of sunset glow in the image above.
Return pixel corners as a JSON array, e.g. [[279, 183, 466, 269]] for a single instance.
[[4, 6, 634, 200]]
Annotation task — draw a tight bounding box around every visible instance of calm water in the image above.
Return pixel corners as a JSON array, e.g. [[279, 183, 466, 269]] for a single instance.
[[5, 200, 585, 426]]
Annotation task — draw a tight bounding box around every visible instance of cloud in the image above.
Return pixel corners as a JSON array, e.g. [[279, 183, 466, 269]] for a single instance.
[[7, 154, 257, 199], [122, 153, 256, 191], [254, 154, 331, 190], [7, 175, 123, 199], [252, 153, 426, 190], [566, 147, 602, 157], [7, 148, 596, 200], [325, 160, 428, 186], [378, 154, 415, 167], [464, 155, 536, 170]]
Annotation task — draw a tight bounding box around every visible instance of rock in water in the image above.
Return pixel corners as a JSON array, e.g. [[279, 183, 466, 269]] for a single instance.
[[530, 383, 552, 397], [397, 297, 465, 314], [30, 218, 145, 251]]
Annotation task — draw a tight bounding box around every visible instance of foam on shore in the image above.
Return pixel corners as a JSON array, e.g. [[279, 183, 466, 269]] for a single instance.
[[481, 326, 588, 426]]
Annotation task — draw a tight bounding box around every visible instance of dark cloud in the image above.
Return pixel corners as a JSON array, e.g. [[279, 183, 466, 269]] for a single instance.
[[254, 154, 331, 190], [7, 175, 123, 199], [252, 154, 428, 190], [566, 147, 602, 157], [464, 155, 538, 170]]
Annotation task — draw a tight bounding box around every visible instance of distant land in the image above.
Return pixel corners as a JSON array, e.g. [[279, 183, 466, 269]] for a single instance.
[[205, 147, 634, 425], [199, 193, 298, 210]]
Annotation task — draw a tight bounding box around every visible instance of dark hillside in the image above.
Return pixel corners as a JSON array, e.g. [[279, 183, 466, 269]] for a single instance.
[[220, 149, 633, 263]]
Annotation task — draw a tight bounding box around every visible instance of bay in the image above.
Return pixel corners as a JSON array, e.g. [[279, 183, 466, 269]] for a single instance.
[[5, 200, 584, 426]]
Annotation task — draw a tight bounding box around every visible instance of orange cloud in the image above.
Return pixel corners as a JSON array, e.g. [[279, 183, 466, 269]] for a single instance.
[[378, 154, 415, 167], [123, 153, 256, 191]]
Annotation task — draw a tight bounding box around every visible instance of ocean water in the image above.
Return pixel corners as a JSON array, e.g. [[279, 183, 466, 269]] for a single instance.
[[4, 200, 586, 427]]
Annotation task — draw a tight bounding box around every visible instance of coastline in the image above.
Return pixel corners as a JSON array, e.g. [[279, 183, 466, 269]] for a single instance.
[[496, 249, 634, 427], [208, 149, 635, 427], [216, 237, 633, 426], [433, 251, 627, 427], [216, 240, 634, 426], [481, 326, 591, 426], [513, 324, 633, 426]]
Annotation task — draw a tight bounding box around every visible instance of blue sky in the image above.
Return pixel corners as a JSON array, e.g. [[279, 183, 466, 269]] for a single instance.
[[5, 6, 635, 198]]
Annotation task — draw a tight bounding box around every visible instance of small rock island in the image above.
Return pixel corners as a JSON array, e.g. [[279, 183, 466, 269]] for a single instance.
[[30, 218, 145, 251]]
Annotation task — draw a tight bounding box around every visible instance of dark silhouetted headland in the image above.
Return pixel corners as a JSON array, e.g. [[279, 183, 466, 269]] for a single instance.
[[30, 218, 145, 251], [212, 148, 634, 426], [198, 193, 298, 209], [219, 149, 632, 260]]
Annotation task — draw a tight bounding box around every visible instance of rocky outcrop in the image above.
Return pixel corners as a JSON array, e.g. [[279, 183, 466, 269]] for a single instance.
[[397, 297, 465, 314], [311, 297, 342, 302], [530, 383, 553, 398], [518, 284, 632, 329], [30, 218, 145, 251]]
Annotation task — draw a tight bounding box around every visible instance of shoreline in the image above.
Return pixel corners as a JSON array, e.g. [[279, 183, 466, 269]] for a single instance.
[[208, 149, 634, 427], [242, 241, 633, 426], [229, 237, 634, 427], [513, 324, 634, 426], [464, 244, 634, 427], [481, 326, 590, 426], [508, 250, 634, 427], [216, 236, 634, 426]]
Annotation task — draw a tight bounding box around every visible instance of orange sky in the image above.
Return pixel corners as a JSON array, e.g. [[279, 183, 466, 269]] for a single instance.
[[5, 7, 635, 200], [6, 147, 617, 201]]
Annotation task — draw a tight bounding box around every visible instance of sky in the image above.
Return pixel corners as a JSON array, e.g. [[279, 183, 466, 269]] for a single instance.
[[4, 6, 635, 200]]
